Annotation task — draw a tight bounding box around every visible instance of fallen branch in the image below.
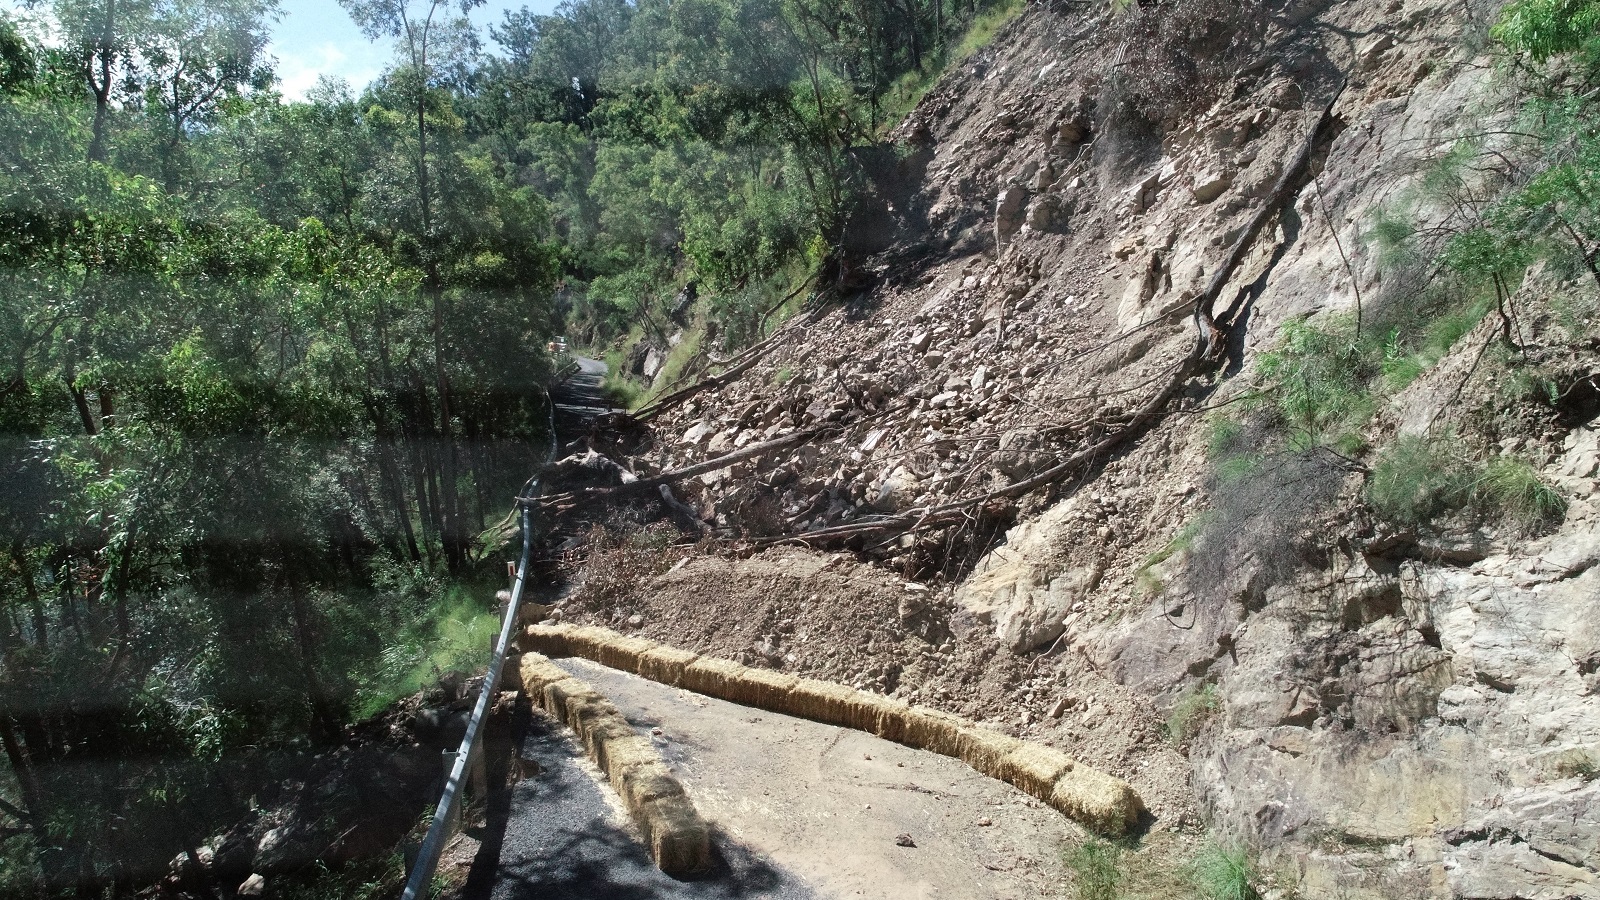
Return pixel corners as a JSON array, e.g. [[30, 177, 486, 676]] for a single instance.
[[658, 484, 712, 534], [542, 425, 834, 508]]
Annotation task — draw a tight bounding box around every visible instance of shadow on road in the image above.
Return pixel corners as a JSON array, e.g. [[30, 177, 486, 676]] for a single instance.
[[460, 702, 813, 900]]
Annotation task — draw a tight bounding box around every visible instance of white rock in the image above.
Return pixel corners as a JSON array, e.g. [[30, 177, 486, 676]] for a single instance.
[[238, 874, 266, 896], [1191, 171, 1233, 203]]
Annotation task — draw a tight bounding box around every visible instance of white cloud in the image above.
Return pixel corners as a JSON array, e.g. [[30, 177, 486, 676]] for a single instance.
[[270, 41, 377, 100]]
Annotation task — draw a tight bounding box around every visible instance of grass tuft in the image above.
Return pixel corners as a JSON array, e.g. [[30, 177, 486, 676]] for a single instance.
[[1166, 683, 1219, 744], [1366, 437, 1471, 527], [1066, 838, 1124, 900], [1367, 438, 1565, 532], [1187, 843, 1262, 900], [1476, 456, 1567, 531]]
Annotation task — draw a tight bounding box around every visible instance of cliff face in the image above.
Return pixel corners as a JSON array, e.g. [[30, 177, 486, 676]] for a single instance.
[[568, 0, 1600, 894]]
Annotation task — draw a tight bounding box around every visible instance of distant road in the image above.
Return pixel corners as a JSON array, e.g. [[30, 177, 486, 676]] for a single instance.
[[551, 356, 615, 441]]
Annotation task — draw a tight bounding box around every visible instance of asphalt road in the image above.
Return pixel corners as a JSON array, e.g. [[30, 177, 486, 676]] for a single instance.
[[462, 660, 1077, 900], [464, 703, 814, 900], [552, 356, 615, 433]]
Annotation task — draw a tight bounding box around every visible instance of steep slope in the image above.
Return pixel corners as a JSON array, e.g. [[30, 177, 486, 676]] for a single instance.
[[552, 0, 1600, 895]]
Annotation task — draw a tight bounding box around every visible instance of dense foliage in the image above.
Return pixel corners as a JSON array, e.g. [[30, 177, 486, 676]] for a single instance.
[[0, 0, 1013, 893]]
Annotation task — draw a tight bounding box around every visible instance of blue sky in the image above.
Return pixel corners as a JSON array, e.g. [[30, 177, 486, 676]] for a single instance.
[[271, 0, 561, 98], [1, 0, 562, 99]]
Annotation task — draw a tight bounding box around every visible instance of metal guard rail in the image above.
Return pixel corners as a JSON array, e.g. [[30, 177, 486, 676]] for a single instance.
[[399, 491, 535, 900]]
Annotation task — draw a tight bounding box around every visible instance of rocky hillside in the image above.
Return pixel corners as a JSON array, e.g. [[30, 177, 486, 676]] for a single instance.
[[543, 0, 1600, 895]]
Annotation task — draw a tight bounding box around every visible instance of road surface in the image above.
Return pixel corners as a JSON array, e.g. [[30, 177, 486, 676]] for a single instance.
[[552, 357, 615, 436], [467, 660, 1078, 899]]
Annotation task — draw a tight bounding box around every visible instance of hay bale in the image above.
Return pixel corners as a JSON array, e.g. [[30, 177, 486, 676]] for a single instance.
[[782, 679, 862, 727], [729, 667, 797, 708], [856, 693, 912, 744], [580, 715, 638, 775], [617, 758, 687, 809], [542, 678, 602, 724], [997, 744, 1076, 801], [637, 646, 700, 685], [954, 726, 1024, 775], [600, 734, 660, 786], [900, 707, 970, 757], [1049, 766, 1145, 836], [637, 794, 712, 877], [561, 625, 617, 662], [517, 654, 575, 699], [681, 656, 750, 701], [591, 633, 660, 673], [522, 624, 572, 657]]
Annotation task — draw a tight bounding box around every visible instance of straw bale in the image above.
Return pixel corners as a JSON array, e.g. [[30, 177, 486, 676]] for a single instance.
[[1049, 766, 1145, 835], [782, 678, 862, 727], [516, 654, 574, 698], [521, 624, 572, 657], [854, 693, 912, 743], [900, 707, 972, 757], [603, 735, 669, 789], [617, 758, 687, 809], [955, 726, 1024, 774], [580, 715, 638, 775], [996, 743, 1076, 801], [728, 667, 797, 708], [561, 625, 616, 661], [680, 656, 750, 700], [591, 633, 660, 673], [637, 646, 700, 685], [638, 794, 712, 877], [541, 678, 601, 724], [565, 690, 624, 739]]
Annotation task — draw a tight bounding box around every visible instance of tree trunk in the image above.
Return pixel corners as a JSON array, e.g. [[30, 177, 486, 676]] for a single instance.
[[279, 545, 342, 745], [85, 0, 117, 164]]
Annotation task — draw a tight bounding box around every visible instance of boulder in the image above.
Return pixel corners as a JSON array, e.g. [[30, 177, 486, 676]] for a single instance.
[[1191, 170, 1233, 203], [995, 187, 1030, 243], [955, 500, 1104, 652]]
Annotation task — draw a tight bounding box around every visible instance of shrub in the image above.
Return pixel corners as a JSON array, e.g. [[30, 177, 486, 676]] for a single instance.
[[1066, 838, 1124, 900], [1257, 322, 1376, 452], [1188, 843, 1261, 900], [1366, 437, 1473, 527], [1367, 438, 1566, 532], [1475, 456, 1567, 531], [1166, 683, 1219, 744]]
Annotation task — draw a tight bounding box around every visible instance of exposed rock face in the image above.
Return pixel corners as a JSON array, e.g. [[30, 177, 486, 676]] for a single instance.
[[1184, 508, 1600, 897], [958, 500, 1105, 652]]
